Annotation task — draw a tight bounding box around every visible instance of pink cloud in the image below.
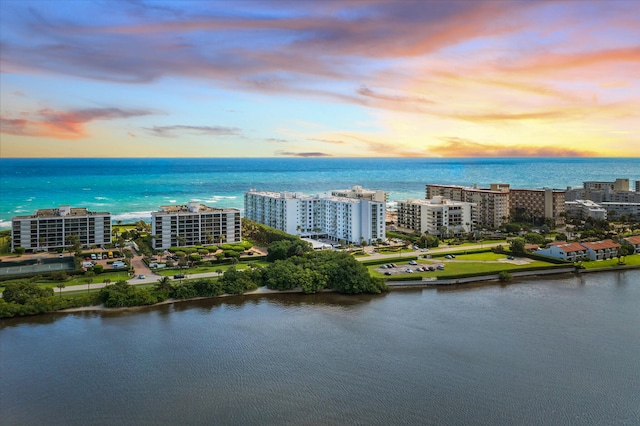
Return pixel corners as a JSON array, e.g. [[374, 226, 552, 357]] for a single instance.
[[0, 108, 153, 139]]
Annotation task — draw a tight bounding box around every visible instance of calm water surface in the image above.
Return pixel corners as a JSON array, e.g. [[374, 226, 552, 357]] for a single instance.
[[1, 271, 639, 425]]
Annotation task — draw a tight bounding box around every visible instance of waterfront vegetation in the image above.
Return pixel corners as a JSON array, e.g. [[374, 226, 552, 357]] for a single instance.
[[2, 215, 640, 317], [580, 255, 640, 269]]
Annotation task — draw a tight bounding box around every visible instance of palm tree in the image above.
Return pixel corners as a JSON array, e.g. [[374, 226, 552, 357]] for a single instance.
[[156, 276, 172, 293], [85, 271, 95, 294], [56, 282, 65, 298]]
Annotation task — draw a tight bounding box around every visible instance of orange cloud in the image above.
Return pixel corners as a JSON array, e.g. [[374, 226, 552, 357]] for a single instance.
[[0, 108, 154, 139], [432, 137, 595, 157], [505, 46, 640, 75]]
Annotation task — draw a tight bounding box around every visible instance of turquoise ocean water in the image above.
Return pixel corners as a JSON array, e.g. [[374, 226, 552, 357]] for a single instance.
[[1, 157, 639, 228]]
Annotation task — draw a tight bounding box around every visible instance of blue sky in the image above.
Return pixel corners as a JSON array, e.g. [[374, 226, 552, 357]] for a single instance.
[[1, 0, 639, 158]]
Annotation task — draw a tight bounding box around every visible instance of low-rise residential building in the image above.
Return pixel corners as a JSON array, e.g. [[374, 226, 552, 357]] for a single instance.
[[581, 240, 620, 261], [151, 201, 241, 250], [11, 205, 111, 252], [244, 187, 386, 245], [565, 199, 607, 220], [396, 197, 475, 237], [623, 235, 640, 254], [536, 242, 588, 262]]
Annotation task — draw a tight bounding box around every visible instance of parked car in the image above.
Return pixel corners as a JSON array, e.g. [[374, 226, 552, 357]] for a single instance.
[[384, 271, 392, 276], [437, 265, 445, 270], [405, 269, 413, 273], [428, 266, 435, 271], [173, 274, 185, 279], [138, 274, 146, 279], [444, 255, 452, 259], [409, 260, 417, 265]]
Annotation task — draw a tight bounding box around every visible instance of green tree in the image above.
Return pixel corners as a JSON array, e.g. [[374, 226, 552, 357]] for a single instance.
[[219, 267, 258, 294], [617, 242, 634, 264], [67, 235, 82, 257], [2, 282, 53, 304], [14, 246, 26, 256], [509, 238, 526, 256], [56, 282, 66, 298]]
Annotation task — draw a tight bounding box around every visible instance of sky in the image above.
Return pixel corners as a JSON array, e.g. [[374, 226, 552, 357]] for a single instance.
[[1, 0, 639, 158]]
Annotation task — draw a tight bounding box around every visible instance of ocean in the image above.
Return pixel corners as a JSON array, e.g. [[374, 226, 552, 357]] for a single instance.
[[1, 157, 639, 228]]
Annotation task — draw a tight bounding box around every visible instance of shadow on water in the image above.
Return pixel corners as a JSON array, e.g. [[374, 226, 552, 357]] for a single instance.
[[0, 289, 390, 327], [169, 290, 388, 314]]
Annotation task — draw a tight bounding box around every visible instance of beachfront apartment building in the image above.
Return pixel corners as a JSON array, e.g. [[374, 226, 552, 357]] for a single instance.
[[509, 188, 566, 225], [244, 188, 385, 245], [327, 185, 388, 202], [565, 200, 608, 220], [11, 205, 111, 252], [426, 184, 510, 228], [584, 179, 630, 192], [426, 183, 566, 227], [151, 201, 241, 250], [396, 197, 475, 237], [566, 178, 640, 204]]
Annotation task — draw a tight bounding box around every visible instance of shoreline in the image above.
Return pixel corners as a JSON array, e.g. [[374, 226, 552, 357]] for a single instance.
[[54, 264, 640, 315]]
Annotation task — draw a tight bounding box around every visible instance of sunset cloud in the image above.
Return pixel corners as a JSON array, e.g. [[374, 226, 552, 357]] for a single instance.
[[432, 137, 596, 158], [144, 125, 242, 138], [0, 0, 638, 157], [275, 151, 332, 158], [0, 108, 153, 139]]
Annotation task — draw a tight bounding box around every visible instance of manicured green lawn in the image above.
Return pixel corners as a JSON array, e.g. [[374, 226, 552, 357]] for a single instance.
[[451, 252, 511, 261], [154, 261, 269, 276], [369, 258, 563, 279], [581, 254, 640, 269], [439, 239, 507, 248]]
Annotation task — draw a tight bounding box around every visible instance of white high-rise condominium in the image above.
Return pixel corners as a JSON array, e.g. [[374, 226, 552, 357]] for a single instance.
[[244, 186, 386, 244]]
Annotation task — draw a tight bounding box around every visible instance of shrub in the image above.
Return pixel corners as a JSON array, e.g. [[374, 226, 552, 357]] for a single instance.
[[499, 271, 513, 282]]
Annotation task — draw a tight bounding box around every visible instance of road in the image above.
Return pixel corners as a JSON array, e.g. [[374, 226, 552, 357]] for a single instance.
[[22, 241, 508, 294]]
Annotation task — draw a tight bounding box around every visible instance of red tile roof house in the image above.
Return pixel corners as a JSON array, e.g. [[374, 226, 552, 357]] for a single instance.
[[623, 235, 640, 254], [581, 239, 621, 261], [536, 242, 588, 262]]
